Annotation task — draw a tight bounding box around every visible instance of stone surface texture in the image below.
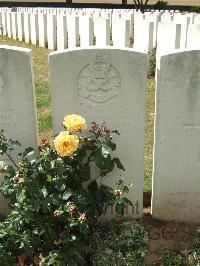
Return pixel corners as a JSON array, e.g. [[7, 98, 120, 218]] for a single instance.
[[49, 48, 148, 218], [152, 50, 200, 222], [0, 45, 38, 214]]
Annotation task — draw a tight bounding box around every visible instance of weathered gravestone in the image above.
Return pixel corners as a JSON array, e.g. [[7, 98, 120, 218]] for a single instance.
[[38, 13, 47, 48], [49, 48, 148, 218], [152, 50, 200, 222], [30, 13, 39, 45], [94, 16, 110, 47], [156, 22, 181, 65], [17, 12, 24, 41], [11, 12, 17, 40], [2, 13, 7, 36], [0, 46, 38, 214], [47, 14, 57, 50], [79, 16, 94, 48], [187, 24, 200, 50], [6, 13, 12, 38], [57, 15, 67, 50], [24, 13, 31, 44]]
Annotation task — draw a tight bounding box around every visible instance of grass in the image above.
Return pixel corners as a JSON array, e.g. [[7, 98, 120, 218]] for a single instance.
[[145, 78, 155, 191], [0, 35, 155, 191]]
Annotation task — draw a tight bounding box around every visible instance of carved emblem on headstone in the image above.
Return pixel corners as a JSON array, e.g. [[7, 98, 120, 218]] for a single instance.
[[77, 54, 121, 103]]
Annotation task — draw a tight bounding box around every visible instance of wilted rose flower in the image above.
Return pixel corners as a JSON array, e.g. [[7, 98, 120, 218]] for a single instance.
[[67, 201, 77, 217], [114, 189, 123, 198], [0, 161, 6, 173], [78, 213, 87, 224]]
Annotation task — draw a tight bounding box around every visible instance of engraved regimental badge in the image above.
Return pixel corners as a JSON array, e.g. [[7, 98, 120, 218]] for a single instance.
[[77, 54, 121, 103]]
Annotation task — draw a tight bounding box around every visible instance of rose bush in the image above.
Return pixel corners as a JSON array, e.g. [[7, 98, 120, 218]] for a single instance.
[[0, 115, 131, 265]]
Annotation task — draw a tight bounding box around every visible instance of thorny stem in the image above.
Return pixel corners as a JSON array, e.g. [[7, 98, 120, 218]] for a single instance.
[[86, 153, 94, 165], [5, 152, 19, 169]]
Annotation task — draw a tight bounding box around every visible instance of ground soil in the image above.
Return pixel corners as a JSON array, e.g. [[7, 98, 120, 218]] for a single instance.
[[142, 192, 200, 264]]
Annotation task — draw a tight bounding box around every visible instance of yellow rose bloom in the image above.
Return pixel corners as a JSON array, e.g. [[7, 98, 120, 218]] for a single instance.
[[63, 114, 87, 133], [54, 131, 79, 157]]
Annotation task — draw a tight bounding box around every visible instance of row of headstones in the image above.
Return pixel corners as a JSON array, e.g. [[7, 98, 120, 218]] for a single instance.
[[0, 8, 133, 49], [156, 22, 200, 62], [0, 45, 200, 222], [131, 10, 200, 54], [0, 7, 200, 53]]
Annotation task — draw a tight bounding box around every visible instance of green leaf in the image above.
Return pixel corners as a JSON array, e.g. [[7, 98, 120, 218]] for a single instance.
[[94, 147, 114, 171], [46, 175, 52, 182], [77, 147, 86, 157], [115, 200, 126, 216], [115, 197, 133, 216], [20, 147, 34, 158], [55, 179, 66, 191], [113, 158, 125, 171], [42, 187, 48, 198], [4, 165, 15, 176], [0, 143, 7, 155], [76, 239, 88, 251], [79, 224, 89, 236], [122, 197, 133, 206], [70, 235, 76, 241], [80, 163, 90, 181], [70, 221, 79, 228], [105, 140, 116, 151], [62, 190, 72, 201], [16, 189, 26, 203], [101, 145, 110, 158], [9, 140, 21, 147]]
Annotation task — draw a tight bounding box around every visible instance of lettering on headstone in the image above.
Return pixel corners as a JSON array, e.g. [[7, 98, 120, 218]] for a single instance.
[[77, 54, 121, 103]]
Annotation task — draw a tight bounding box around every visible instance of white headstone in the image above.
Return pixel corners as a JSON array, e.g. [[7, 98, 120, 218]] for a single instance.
[[30, 13, 39, 45], [11, 12, 17, 40], [38, 13, 47, 48], [152, 50, 200, 223], [94, 17, 110, 47], [24, 13, 31, 44], [147, 13, 161, 47], [0, 12, 2, 35], [112, 17, 130, 48], [186, 24, 200, 50], [2, 13, 7, 36], [160, 13, 174, 22], [47, 14, 57, 50], [57, 15, 67, 50], [6, 13, 12, 38], [17, 12, 24, 41], [49, 48, 148, 218], [79, 16, 94, 48], [67, 15, 79, 48], [0, 45, 38, 214], [157, 22, 181, 64], [194, 15, 200, 24], [173, 15, 190, 49], [134, 20, 154, 52]]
